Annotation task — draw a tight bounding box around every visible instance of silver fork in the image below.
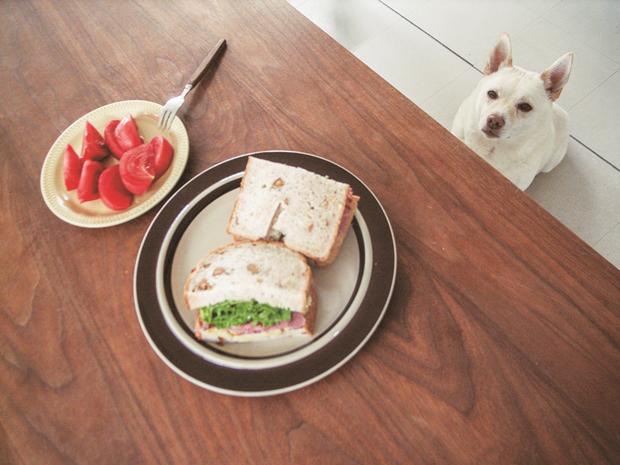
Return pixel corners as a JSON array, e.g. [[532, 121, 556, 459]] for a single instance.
[[158, 38, 227, 130]]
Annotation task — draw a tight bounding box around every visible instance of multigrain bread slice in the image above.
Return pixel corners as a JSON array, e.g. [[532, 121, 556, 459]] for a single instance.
[[184, 241, 316, 343], [226, 156, 359, 266]]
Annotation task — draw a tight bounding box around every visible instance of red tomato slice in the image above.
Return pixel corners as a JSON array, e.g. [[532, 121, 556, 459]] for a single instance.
[[115, 114, 142, 152], [150, 135, 174, 179], [98, 164, 133, 210], [63, 144, 83, 191], [77, 159, 105, 203], [81, 121, 110, 161], [119, 143, 156, 195], [104, 119, 126, 159]]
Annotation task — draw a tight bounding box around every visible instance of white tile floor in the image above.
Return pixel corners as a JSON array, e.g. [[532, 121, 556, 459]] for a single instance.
[[288, 0, 620, 270]]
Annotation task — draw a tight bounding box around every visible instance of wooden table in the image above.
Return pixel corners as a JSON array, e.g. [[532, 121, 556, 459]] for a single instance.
[[2, 1, 620, 463]]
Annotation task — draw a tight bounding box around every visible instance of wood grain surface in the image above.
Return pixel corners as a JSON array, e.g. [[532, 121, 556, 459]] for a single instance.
[[1, 0, 619, 464]]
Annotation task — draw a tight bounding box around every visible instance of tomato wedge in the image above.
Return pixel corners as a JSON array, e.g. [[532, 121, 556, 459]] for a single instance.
[[98, 164, 133, 210], [150, 135, 174, 179], [77, 159, 105, 203], [63, 144, 83, 191], [104, 119, 125, 159], [115, 114, 142, 152], [81, 121, 110, 161], [119, 144, 156, 195]]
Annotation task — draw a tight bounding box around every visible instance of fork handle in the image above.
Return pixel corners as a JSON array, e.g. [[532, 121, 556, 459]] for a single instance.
[[188, 38, 227, 87]]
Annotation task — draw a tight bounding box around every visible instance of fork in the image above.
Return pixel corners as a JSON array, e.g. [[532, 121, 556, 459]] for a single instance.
[[158, 38, 227, 130]]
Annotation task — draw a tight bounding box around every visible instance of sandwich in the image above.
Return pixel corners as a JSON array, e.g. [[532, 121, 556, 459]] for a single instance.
[[227, 156, 359, 266], [184, 241, 316, 343]]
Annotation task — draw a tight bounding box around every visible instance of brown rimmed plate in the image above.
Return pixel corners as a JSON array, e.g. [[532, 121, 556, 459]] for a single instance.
[[134, 151, 396, 396]]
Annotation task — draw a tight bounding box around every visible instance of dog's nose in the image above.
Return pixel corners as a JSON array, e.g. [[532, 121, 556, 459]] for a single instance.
[[487, 114, 505, 130]]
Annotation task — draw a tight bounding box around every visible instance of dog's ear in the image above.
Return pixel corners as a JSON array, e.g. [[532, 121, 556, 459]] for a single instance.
[[541, 53, 573, 101], [484, 33, 512, 75]]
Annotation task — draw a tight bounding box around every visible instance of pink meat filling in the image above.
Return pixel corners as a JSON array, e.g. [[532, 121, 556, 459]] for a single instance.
[[197, 311, 306, 335], [337, 188, 357, 237]]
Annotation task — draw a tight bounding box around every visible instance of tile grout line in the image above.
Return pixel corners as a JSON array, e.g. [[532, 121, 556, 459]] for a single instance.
[[570, 136, 620, 174], [376, 0, 477, 69], [592, 221, 620, 249]]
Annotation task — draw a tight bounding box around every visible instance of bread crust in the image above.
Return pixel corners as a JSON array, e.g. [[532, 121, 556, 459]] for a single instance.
[[310, 193, 359, 266]]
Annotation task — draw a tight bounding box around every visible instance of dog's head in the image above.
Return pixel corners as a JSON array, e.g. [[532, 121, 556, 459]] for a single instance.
[[475, 33, 573, 140]]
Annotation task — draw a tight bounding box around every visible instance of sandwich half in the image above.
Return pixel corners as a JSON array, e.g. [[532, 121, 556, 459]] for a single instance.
[[227, 156, 359, 266], [184, 241, 316, 343]]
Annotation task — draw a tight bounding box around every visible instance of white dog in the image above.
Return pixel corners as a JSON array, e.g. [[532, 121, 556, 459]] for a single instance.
[[452, 33, 573, 190]]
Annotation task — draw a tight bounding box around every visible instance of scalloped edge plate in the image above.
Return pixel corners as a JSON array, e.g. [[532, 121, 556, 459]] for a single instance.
[[40, 100, 189, 228]]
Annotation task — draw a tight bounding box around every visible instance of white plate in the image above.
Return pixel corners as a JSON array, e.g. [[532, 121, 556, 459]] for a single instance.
[[161, 181, 371, 370], [134, 151, 397, 396], [40, 100, 189, 228]]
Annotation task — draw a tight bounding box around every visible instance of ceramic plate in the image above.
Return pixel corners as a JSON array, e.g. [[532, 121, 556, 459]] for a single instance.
[[134, 151, 396, 396], [40, 100, 189, 227]]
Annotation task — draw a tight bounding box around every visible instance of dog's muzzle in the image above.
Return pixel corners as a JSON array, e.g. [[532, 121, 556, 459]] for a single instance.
[[482, 114, 504, 138]]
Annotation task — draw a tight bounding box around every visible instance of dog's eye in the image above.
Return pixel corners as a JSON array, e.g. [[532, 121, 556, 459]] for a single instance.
[[487, 90, 498, 99], [518, 103, 533, 112]]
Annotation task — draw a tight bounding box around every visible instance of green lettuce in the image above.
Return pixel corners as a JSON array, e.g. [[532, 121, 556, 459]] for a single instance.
[[199, 300, 292, 329]]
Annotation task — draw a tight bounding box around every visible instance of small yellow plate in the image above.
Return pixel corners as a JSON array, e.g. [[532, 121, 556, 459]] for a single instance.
[[40, 100, 189, 228]]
